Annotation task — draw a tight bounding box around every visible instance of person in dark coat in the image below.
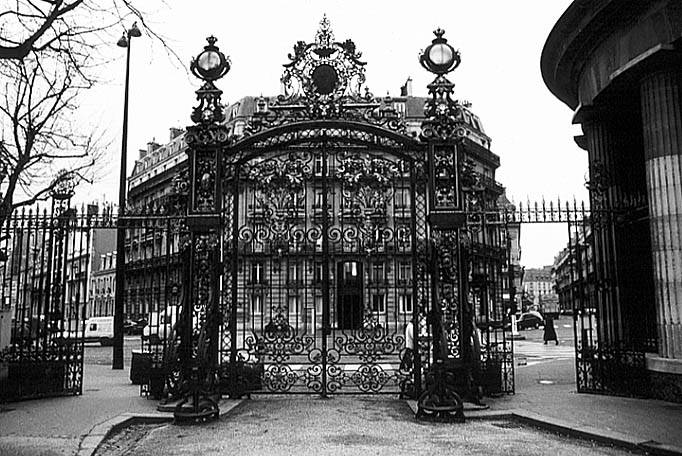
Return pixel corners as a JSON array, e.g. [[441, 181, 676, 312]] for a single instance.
[[543, 316, 558, 345]]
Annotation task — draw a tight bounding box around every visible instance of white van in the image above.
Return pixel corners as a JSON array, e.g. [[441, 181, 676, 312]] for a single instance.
[[84, 316, 114, 346], [142, 306, 178, 344]]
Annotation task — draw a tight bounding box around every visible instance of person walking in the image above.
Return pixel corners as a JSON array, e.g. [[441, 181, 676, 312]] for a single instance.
[[400, 321, 414, 371], [543, 315, 558, 345]]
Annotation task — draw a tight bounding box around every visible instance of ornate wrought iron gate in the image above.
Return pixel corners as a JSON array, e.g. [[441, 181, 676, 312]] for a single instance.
[[165, 23, 516, 416], [506, 199, 657, 398], [219, 129, 429, 395], [565, 202, 656, 397], [0, 175, 88, 401]]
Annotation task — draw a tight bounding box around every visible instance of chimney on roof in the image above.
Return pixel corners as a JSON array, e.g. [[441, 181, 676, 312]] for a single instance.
[[169, 128, 183, 140], [400, 77, 413, 97], [147, 140, 161, 154]]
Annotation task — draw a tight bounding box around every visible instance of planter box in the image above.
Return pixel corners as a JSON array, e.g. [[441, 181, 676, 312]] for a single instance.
[[7, 361, 65, 398], [219, 363, 263, 398], [130, 351, 152, 385]]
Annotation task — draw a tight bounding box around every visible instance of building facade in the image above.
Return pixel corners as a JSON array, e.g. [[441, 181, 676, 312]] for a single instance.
[[522, 266, 554, 300], [125, 92, 516, 328], [89, 251, 116, 318], [542, 0, 681, 400]]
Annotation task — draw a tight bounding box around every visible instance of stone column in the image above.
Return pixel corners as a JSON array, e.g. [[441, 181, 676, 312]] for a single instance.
[[582, 109, 656, 350], [582, 116, 620, 345], [641, 69, 682, 360]]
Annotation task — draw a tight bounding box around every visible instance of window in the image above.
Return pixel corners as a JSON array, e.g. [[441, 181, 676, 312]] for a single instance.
[[313, 262, 324, 283], [395, 188, 411, 209], [343, 262, 359, 279], [313, 188, 324, 208], [314, 295, 323, 315], [251, 294, 263, 315], [398, 262, 412, 283], [251, 261, 264, 284], [371, 262, 385, 283], [287, 295, 299, 315], [288, 262, 301, 284], [313, 156, 324, 176], [399, 294, 413, 314], [371, 294, 386, 313]]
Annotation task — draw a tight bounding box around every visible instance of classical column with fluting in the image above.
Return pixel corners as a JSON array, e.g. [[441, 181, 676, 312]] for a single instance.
[[641, 69, 682, 360]]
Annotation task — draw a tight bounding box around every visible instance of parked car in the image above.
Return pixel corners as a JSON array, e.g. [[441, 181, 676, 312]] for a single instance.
[[516, 312, 544, 330], [124, 318, 147, 335], [84, 316, 115, 345]]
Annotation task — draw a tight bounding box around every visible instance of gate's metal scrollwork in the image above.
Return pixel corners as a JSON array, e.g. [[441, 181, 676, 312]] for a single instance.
[[168, 19, 515, 410], [221, 146, 425, 395]]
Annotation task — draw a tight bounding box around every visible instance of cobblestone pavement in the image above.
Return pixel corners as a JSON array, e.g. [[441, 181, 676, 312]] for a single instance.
[[97, 397, 634, 456]]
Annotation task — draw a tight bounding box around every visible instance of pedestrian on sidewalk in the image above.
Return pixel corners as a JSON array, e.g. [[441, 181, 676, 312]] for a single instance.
[[543, 316, 558, 345]]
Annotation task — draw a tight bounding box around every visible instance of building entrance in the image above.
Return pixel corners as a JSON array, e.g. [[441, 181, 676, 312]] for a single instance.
[[337, 261, 363, 330]]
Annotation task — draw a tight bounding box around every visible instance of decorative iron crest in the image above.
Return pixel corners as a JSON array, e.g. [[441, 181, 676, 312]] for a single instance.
[[192, 151, 219, 213], [185, 123, 230, 147], [336, 154, 399, 193], [50, 170, 76, 201], [246, 156, 310, 197], [337, 154, 401, 254], [244, 16, 407, 135], [284, 15, 366, 104]]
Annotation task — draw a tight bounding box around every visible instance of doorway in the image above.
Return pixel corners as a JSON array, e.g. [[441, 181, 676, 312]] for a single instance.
[[336, 261, 363, 329]]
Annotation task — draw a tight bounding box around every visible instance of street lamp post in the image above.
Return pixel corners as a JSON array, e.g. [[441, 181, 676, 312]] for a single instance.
[[113, 22, 141, 370]]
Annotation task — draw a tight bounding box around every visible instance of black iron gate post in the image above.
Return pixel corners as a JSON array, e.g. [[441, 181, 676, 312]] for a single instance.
[[415, 29, 469, 421], [173, 36, 230, 422]]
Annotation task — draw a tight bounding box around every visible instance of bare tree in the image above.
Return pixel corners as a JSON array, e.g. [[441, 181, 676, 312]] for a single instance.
[[0, 48, 105, 224], [0, 0, 178, 224], [0, 1, 160, 63]]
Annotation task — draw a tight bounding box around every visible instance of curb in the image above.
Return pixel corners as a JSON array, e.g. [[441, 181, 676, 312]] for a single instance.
[[511, 409, 682, 456], [76, 399, 244, 456], [405, 401, 682, 456]]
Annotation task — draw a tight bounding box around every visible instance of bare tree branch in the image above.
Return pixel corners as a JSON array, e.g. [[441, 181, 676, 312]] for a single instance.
[[0, 0, 181, 226]]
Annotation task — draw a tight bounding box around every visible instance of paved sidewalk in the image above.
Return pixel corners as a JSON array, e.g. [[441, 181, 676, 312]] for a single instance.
[[0, 358, 680, 455], [483, 358, 682, 454], [0, 364, 160, 456]]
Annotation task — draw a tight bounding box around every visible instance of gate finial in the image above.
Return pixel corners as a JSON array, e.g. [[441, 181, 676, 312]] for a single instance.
[[316, 14, 334, 47]]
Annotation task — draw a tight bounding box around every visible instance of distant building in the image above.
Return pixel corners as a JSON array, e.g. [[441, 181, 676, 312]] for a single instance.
[[89, 251, 116, 318], [123, 89, 512, 325], [522, 266, 554, 302], [553, 227, 594, 316], [498, 194, 522, 316]]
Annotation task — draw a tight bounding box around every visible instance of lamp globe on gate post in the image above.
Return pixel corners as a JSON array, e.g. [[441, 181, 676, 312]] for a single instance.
[[191, 36, 230, 82], [189, 36, 230, 125], [419, 28, 461, 76]]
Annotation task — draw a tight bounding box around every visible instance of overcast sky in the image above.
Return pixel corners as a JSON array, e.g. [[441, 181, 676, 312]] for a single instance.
[[78, 0, 585, 268]]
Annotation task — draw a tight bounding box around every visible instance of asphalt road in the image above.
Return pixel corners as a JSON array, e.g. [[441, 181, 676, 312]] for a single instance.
[[83, 336, 142, 366], [514, 315, 575, 344]]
